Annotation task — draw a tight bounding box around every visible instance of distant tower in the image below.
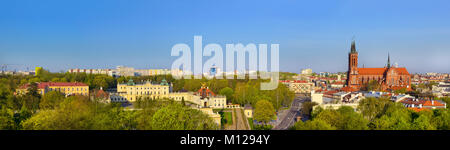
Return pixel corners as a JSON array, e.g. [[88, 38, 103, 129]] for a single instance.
[[347, 40, 359, 89], [387, 53, 391, 68], [210, 64, 217, 77]]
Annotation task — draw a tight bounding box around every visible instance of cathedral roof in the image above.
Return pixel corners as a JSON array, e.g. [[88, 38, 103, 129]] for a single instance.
[[357, 67, 410, 75], [357, 68, 387, 75]]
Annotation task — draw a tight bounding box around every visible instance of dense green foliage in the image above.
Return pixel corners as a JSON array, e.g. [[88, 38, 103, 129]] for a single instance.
[[1, 68, 295, 111], [151, 104, 218, 130], [254, 100, 276, 124], [0, 68, 295, 130], [0, 73, 219, 130], [169, 77, 295, 110], [16, 96, 217, 130], [301, 101, 318, 117], [294, 97, 450, 130]]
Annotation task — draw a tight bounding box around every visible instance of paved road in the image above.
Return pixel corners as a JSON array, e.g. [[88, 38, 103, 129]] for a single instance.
[[273, 95, 307, 130]]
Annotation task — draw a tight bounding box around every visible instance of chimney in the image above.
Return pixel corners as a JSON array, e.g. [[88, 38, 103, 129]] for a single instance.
[[431, 100, 434, 105]]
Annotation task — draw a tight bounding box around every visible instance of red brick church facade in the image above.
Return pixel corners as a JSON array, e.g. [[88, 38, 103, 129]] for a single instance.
[[345, 41, 411, 92]]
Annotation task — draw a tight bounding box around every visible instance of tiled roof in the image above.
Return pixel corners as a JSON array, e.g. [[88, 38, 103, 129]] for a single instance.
[[423, 100, 446, 107], [280, 80, 309, 83], [400, 98, 424, 105], [332, 81, 345, 85], [408, 107, 428, 112], [357, 68, 387, 75], [195, 87, 216, 97], [323, 90, 338, 95], [341, 86, 357, 92], [357, 67, 410, 76], [94, 89, 109, 98]]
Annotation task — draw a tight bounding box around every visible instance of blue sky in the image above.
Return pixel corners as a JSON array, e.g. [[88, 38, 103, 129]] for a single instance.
[[1, 0, 449, 73]]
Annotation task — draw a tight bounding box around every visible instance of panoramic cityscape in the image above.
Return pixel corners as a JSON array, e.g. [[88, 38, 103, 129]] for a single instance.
[[2, 39, 449, 130]]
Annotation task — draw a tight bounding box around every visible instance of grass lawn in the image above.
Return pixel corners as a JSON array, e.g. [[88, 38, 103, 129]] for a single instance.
[[213, 108, 232, 113], [248, 118, 254, 130], [221, 112, 233, 125]]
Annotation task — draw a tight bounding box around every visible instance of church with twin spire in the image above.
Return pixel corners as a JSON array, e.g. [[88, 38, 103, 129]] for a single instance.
[[344, 40, 411, 92]]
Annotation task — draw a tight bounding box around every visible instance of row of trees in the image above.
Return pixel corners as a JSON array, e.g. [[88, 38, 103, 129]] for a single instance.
[[159, 76, 295, 111], [3, 68, 295, 110], [293, 97, 450, 130]]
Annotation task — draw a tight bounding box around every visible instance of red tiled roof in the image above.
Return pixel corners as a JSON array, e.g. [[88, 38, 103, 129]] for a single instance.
[[293, 80, 308, 83], [18, 82, 88, 89], [341, 86, 357, 92], [423, 100, 446, 107], [332, 81, 345, 85], [323, 90, 338, 95], [280, 80, 309, 83], [195, 87, 216, 97], [94, 89, 109, 98], [357, 68, 387, 75], [357, 67, 410, 76], [389, 86, 412, 91], [408, 107, 428, 112]]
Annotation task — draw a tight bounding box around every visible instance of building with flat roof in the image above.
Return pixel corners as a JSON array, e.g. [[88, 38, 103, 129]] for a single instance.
[[280, 80, 314, 94]]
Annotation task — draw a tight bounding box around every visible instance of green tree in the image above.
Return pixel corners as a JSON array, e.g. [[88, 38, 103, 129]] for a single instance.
[[39, 91, 65, 110], [358, 97, 390, 121], [219, 87, 234, 103], [371, 103, 412, 130], [336, 106, 368, 130], [431, 109, 450, 130], [438, 97, 450, 109], [181, 97, 186, 106], [0, 108, 16, 130], [301, 102, 318, 117], [254, 100, 275, 124], [365, 80, 381, 91], [411, 110, 436, 130], [91, 106, 137, 130], [393, 88, 407, 94], [151, 103, 218, 130], [294, 120, 336, 130]]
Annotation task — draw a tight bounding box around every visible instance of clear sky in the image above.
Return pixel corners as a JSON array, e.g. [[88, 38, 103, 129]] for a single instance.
[[1, 0, 449, 73]]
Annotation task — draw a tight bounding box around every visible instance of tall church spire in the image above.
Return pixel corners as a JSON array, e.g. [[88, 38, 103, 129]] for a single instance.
[[387, 52, 391, 68], [350, 40, 357, 53]]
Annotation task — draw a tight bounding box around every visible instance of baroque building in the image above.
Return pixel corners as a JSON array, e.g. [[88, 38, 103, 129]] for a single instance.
[[345, 41, 411, 91], [115, 79, 226, 109]]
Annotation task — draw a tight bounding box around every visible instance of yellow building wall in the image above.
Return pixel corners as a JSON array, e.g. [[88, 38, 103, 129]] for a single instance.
[[16, 85, 89, 96], [48, 86, 89, 96], [244, 109, 253, 118], [117, 82, 170, 102]]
